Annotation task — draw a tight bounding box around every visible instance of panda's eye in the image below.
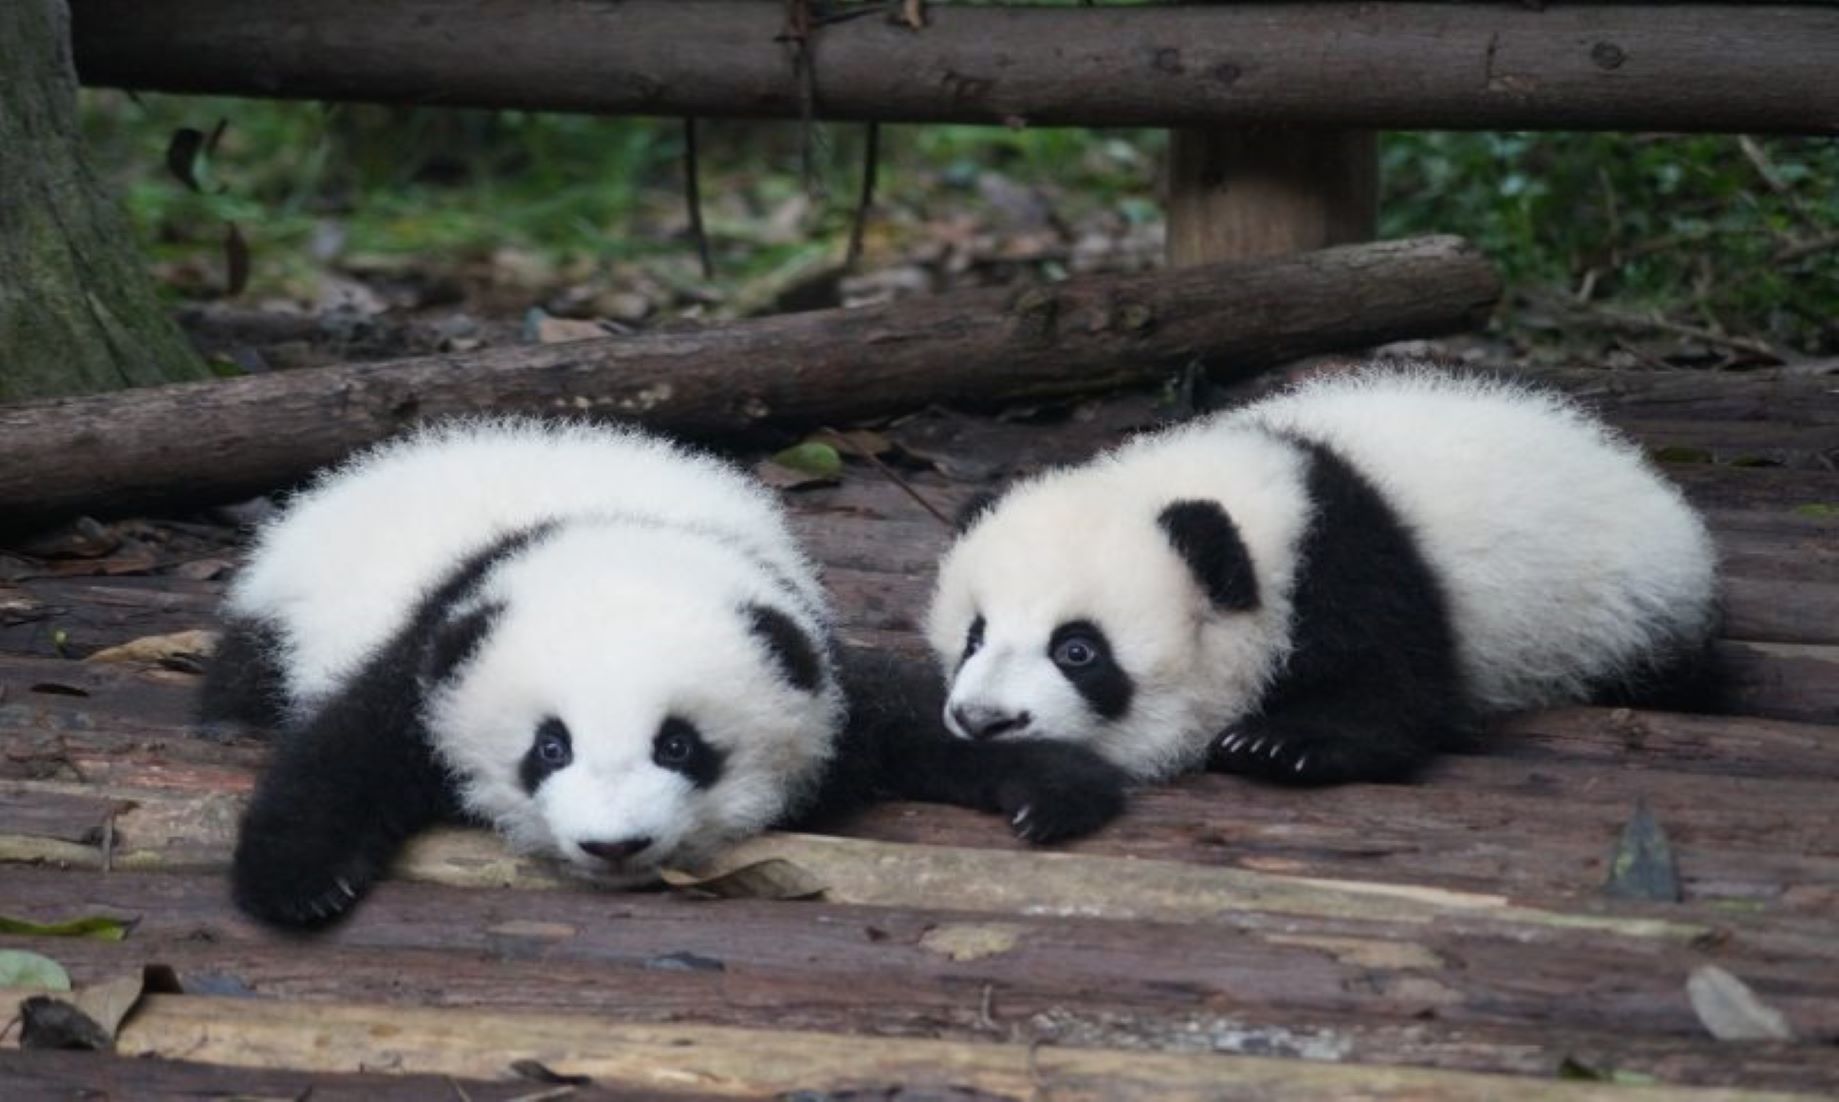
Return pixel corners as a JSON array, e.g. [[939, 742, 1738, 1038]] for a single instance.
[[656, 728, 695, 765], [963, 615, 986, 660], [537, 730, 571, 765], [653, 717, 724, 787], [1052, 635, 1099, 668], [519, 717, 574, 793]]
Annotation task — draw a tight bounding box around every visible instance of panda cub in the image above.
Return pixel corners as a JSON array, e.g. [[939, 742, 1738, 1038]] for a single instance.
[[205, 419, 849, 927], [928, 367, 1718, 797], [207, 418, 1126, 928]]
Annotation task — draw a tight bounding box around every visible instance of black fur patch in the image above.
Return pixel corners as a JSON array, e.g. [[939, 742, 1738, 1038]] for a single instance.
[[792, 645, 1129, 843], [1049, 620, 1133, 721], [199, 616, 289, 729], [424, 602, 505, 686], [654, 716, 725, 788], [953, 488, 1004, 533], [746, 603, 824, 692], [519, 716, 574, 794], [1208, 439, 1461, 786], [1158, 499, 1259, 611], [227, 521, 560, 929]]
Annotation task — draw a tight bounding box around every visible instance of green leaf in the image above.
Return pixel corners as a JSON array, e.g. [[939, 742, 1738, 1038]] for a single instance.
[[0, 915, 133, 941], [770, 442, 843, 479], [1792, 503, 1839, 519], [0, 950, 72, 991]]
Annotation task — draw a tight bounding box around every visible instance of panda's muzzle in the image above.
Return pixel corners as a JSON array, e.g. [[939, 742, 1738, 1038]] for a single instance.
[[578, 836, 654, 863], [951, 704, 1032, 741]]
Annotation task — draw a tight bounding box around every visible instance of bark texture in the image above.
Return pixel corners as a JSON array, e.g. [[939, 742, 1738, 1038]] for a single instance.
[[0, 0, 207, 401], [69, 0, 1839, 133], [0, 235, 1499, 525]]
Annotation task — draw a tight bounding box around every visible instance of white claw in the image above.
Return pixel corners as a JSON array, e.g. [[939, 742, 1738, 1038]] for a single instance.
[[1013, 806, 1033, 826], [1294, 754, 1309, 773], [1268, 740, 1284, 757], [335, 876, 356, 898], [1248, 737, 1266, 754]]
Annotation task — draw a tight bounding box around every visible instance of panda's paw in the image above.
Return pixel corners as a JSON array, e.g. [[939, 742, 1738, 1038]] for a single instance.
[[231, 827, 377, 930], [1208, 720, 1425, 786], [994, 742, 1129, 844]]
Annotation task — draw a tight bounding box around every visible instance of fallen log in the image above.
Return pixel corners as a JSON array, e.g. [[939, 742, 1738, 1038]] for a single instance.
[[0, 236, 1497, 526], [70, 1, 1839, 134]]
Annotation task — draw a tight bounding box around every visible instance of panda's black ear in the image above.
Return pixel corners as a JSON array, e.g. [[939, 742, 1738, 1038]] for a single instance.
[[423, 602, 504, 684], [953, 487, 1005, 533], [1158, 500, 1259, 611], [746, 604, 825, 693]]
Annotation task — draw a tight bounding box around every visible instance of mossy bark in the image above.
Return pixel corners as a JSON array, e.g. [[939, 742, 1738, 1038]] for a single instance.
[[0, 0, 208, 402]]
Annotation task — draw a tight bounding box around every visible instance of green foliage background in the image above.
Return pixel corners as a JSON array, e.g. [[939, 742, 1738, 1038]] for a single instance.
[[82, 93, 1838, 353]]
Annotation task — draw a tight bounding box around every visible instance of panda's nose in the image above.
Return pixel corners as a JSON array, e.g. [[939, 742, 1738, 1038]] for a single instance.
[[578, 836, 654, 863], [951, 704, 1031, 741]]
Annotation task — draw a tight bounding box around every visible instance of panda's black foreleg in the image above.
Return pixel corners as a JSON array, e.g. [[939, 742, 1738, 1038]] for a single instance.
[[199, 616, 290, 731], [231, 672, 457, 930], [1207, 698, 1448, 786], [807, 646, 1130, 843]]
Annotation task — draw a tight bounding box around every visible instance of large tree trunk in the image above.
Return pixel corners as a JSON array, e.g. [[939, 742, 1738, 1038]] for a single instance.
[[0, 0, 207, 401]]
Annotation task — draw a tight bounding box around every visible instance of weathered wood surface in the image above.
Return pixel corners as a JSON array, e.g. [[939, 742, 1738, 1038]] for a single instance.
[[70, 1, 1839, 134], [0, 236, 1498, 527], [0, 1050, 711, 1102], [2, 372, 1836, 1095], [0, 988, 1824, 1101]]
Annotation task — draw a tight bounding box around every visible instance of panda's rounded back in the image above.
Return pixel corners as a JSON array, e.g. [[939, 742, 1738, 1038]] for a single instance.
[[228, 418, 826, 715], [1234, 366, 1718, 711]]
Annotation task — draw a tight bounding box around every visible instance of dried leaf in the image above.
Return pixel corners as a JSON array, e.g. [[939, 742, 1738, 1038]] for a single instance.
[[164, 127, 207, 192], [1687, 965, 1795, 1041], [85, 630, 219, 666], [658, 858, 826, 901], [900, 0, 926, 30], [224, 222, 250, 297], [529, 314, 609, 345], [1604, 801, 1680, 902], [0, 914, 133, 941], [19, 996, 110, 1050], [0, 950, 71, 991], [509, 1059, 593, 1086]]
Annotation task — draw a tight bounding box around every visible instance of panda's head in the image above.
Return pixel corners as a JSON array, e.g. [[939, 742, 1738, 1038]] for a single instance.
[[424, 522, 841, 882], [926, 436, 1308, 779]]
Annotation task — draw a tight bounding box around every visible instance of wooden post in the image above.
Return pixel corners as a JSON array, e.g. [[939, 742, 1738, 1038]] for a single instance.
[[1166, 129, 1378, 267]]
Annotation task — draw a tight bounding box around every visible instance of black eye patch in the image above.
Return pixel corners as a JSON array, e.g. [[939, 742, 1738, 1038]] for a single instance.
[[519, 716, 573, 794], [1048, 620, 1134, 721], [961, 615, 986, 667], [653, 716, 725, 789]]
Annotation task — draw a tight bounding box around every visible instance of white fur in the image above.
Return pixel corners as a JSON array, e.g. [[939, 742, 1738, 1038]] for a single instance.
[[927, 366, 1718, 780], [227, 418, 841, 876]]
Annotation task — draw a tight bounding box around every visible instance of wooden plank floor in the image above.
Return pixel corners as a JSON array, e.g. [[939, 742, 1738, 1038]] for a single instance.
[[3, 366, 1837, 1098]]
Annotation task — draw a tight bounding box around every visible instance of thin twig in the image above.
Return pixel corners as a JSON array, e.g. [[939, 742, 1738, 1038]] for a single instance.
[[846, 121, 881, 268], [782, 0, 824, 199], [682, 117, 715, 280], [1775, 232, 1839, 265], [819, 428, 954, 529], [1583, 303, 1785, 363], [448, 1078, 475, 1102]]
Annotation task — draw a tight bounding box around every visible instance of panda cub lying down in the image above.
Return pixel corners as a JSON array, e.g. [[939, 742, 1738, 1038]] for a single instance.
[[206, 420, 1124, 928], [926, 366, 1718, 804]]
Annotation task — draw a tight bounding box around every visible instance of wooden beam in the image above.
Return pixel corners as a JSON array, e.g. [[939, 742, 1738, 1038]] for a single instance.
[[0, 237, 1498, 526], [1166, 130, 1377, 267], [8, 869, 1839, 1093], [3, 990, 1819, 1100], [69, 2, 1839, 134]]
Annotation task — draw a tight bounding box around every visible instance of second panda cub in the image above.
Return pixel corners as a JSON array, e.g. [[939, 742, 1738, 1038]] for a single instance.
[[928, 367, 1718, 792]]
